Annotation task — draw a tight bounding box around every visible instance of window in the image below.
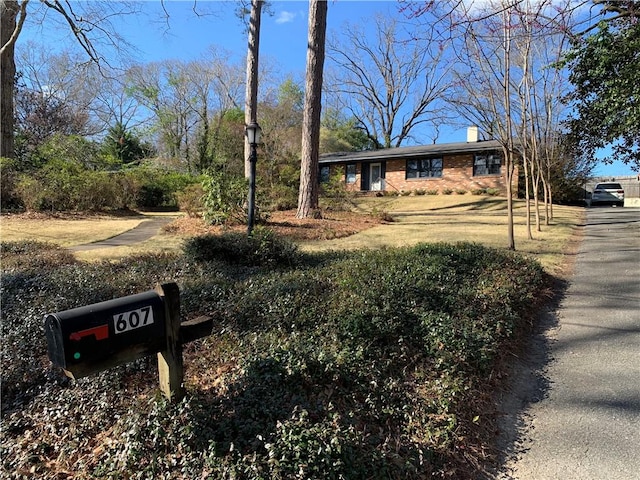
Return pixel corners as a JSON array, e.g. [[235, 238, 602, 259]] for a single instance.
[[473, 153, 501, 176], [345, 164, 357, 184], [320, 166, 331, 183], [406, 158, 443, 179]]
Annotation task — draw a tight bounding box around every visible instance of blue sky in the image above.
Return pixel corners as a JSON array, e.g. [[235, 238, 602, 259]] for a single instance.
[[120, 1, 394, 74], [18, 0, 637, 177]]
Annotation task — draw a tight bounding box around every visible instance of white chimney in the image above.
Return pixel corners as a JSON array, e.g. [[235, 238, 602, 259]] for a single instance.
[[467, 126, 479, 143]]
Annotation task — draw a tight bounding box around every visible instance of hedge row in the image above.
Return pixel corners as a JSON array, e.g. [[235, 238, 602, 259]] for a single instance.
[[0, 237, 547, 479], [1, 158, 199, 212]]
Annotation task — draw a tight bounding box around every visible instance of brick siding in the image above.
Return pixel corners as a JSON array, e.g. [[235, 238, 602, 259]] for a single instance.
[[332, 153, 516, 194]]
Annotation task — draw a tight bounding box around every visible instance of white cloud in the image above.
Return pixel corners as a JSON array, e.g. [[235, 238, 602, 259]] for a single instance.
[[275, 11, 296, 24]]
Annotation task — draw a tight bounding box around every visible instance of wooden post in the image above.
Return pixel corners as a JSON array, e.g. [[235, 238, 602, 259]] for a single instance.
[[155, 282, 183, 402]]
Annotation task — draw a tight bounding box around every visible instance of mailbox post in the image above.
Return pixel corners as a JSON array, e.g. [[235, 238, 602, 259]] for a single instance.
[[155, 283, 183, 401], [44, 282, 212, 402]]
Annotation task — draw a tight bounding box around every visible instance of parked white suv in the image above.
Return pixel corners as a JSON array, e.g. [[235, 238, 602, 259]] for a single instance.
[[591, 182, 625, 207]]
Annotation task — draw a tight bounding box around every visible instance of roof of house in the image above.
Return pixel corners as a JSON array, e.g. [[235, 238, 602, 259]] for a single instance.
[[319, 140, 504, 164]]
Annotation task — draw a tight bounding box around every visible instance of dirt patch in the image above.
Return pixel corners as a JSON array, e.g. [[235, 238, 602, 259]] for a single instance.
[[163, 209, 384, 241]]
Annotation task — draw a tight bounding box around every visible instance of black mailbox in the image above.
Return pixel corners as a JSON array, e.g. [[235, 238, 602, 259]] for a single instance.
[[44, 290, 167, 379]]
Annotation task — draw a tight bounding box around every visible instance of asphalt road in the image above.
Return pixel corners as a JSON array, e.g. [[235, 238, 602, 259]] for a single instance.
[[500, 206, 640, 479]]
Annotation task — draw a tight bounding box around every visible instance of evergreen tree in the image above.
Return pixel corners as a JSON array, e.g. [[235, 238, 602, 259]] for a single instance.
[[102, 122, 151, 165], [563, 3, 640, 169]]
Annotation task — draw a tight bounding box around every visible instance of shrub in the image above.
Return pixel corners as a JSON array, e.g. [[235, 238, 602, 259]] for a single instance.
[[183, 227, 300, 267], [414, 188, 427, 195], [471, 188, 486, 195], [76, 171, 129, 211], [15, 175, 46, 211], [426, 189, 439, 195], [0, 157, 21, 210], [486, 187, 501, 196], [267, 184, 298, 211], [176, 183, 205, 217], [320, 170, 357, 212], [442, 188, 454, 195], [14, 165, 135, 212], [201, 168, 248, 225], [455, 189, 467, 195], [127, 168, 199, 210], [370, 208, 394, 222]]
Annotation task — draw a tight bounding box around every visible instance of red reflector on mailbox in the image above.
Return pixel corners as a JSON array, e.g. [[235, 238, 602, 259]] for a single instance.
[[44, 290, 166, 379]]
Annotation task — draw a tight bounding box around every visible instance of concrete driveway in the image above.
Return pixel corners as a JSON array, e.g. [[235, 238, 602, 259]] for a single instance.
[[69, 215, 177, 251], [499, 206, 640, 479]]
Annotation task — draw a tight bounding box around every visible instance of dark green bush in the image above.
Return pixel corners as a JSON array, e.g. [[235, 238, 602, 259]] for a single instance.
[[0, 240, 76, 271], [129, 168, 199, 210], [183, 227, 300, 267], [201, 168, 248, 225]]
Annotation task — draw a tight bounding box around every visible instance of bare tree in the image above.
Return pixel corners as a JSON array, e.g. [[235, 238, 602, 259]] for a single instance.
[[126, 53, 246, 173], [1, 0, 138, 159], [535, 33, 573, 222], [326, 13, 452, 148], [297, 0, 328, 219], [260, 78, 304, 188], [447, 3, 518, 249], [506, 0, 577, 232], [16, 45, 105, 134], [192, 47, 244, 171], [126, 61, 196, 169], [416, 0, 576, 250]]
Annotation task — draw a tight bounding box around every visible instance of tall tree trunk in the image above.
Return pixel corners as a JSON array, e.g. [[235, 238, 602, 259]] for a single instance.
[[520, 40, 533, 241], [503, 8, 515, 251], [297, 0, 327, 218], [1, 1, 22, 159], [244, 0, 262, 178], [197, 99, 209, 173]]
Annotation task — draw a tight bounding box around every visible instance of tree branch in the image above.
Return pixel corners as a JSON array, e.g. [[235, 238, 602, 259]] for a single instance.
[[0, 0, 30, 57]]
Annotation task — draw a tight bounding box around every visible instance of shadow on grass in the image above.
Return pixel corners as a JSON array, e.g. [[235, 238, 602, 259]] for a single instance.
[[424, 197, 508, 212]]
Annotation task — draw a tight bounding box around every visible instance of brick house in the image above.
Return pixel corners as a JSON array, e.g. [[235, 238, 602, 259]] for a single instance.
[[319, 134, 517, 195]]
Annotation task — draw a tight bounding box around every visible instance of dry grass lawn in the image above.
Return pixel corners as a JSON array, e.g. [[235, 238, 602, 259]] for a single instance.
[[1, 212, 146, 247], [305, 195, 585, 276], [1, 195, 584, 275]]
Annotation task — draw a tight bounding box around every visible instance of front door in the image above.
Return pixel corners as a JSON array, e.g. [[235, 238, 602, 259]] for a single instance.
[[370, 163, 382, 191]]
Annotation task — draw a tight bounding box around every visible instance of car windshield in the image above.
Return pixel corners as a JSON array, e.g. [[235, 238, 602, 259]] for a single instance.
[[596, 183, 622, 190]]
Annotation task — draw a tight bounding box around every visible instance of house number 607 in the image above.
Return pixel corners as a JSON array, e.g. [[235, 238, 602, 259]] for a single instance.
[[113, 306, 154, 334]]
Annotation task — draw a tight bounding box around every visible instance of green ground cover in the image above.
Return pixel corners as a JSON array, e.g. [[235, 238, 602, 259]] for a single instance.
[[1, 232, 548, 479]]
